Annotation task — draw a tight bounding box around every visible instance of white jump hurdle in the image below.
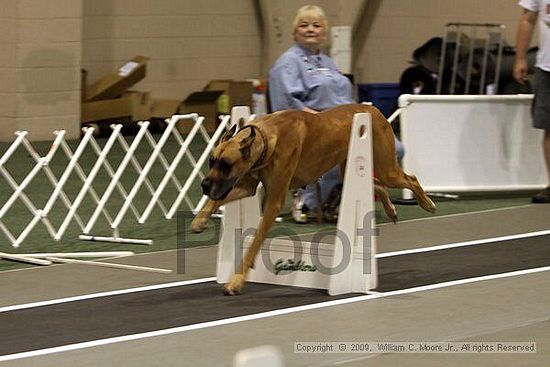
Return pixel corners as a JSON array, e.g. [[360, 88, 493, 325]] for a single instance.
[[217, 112, 377, 295]]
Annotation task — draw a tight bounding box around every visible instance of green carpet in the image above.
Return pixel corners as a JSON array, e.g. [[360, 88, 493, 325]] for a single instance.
[[0, 134, 537, 271]]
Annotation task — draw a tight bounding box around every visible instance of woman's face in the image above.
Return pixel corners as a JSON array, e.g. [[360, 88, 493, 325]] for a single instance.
[[294, 17, 326, 50]]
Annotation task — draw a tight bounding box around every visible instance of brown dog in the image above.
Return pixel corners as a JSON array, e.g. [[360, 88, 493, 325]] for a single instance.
[[192, 103, 436, 295]]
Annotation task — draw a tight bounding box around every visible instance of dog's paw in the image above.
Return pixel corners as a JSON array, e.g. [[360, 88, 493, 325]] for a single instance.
[[223, 287, 241, 296], [424, 198, 437, 213], [191, 218, 208, 233], [389, 203, 398, 223], [224, 274, 245, 296]]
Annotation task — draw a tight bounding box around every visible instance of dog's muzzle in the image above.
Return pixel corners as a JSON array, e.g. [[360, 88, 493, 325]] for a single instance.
[[201, 177, 234, 201]]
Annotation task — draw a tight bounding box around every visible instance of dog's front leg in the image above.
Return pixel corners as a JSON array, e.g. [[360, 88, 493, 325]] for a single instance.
[[191, 199, 221, 233], [192, 177, 260, 233], [224, 179, 289, 295]]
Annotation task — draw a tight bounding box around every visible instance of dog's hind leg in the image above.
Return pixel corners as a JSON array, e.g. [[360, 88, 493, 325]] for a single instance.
[[338, 161, 398, 221], [191, 177, 260, 233], [374, 178, 398, 222], [378, 171, 436, 213], [372, 119, 435, 214], [340, 161, 397, 221], [403, 173, 436, 212]]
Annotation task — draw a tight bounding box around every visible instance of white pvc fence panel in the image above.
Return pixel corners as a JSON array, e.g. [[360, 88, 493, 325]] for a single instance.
[[0, 113, 230, 254], [398, 94, 546, 197]]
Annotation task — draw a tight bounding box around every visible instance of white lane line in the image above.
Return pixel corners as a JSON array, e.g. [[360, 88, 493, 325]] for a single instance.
[[0, 204, 535, 275], [377, 229, 550, 258], [0, 277, 216, 314], [4, 229, 549, 313], [263, 205, 536, 239], [1, 265, 549, 362], [377, 203, 535, 226]]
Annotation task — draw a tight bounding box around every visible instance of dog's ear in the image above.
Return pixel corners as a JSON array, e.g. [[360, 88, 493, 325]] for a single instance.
[[239, 127, 256, 160], [238, 117, 246, 128], [220, 124, 237, 143]]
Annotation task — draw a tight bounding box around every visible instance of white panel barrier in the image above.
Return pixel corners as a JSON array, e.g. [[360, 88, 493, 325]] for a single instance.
[[217, 113, 377, 295], [398, 94, 546, 198], [0, 112, 231, 270]]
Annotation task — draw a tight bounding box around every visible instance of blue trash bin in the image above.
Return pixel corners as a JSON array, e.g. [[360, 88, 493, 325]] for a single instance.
[[357, 83, 400, 118]]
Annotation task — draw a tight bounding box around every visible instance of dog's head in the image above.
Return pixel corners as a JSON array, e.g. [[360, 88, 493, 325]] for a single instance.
[[201, 124, 258, 201]]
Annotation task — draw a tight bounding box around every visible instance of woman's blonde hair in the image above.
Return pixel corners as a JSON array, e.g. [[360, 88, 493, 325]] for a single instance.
[[292, 5, 328, 34]]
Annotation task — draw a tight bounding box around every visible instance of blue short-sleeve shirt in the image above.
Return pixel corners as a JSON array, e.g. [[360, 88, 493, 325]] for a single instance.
[[269, 44, 354, 111]]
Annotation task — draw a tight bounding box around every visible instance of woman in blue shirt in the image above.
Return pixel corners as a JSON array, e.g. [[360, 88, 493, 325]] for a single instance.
[[269, 5, 404, 222]]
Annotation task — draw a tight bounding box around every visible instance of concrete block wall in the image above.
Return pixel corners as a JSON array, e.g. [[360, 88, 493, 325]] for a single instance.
[[0, 0, 82, 141], [82, 0, 262, 101], [0, 0, 534, 142], [0, 0, 18, 135], [354, 0, 528, 83]]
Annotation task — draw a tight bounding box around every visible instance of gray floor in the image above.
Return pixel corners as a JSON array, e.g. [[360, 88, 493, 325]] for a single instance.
[[1, 204, 549, 366]]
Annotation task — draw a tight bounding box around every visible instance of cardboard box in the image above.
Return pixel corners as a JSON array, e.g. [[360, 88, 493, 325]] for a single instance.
[[151, 99, 182, 119], [82, 91, 152, 123], [178, 90, 223, 134], [85, 56, 149, 102], [204, 80, 253, 113], [125, 91, 152, 121]]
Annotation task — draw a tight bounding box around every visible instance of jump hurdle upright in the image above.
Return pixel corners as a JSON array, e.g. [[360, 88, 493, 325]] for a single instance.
[[216, 111, 378, 295]]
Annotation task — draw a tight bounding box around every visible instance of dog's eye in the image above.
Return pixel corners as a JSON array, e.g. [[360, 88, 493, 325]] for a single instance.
[[209, 157, 216, 168], [218, 159, 231, 173]]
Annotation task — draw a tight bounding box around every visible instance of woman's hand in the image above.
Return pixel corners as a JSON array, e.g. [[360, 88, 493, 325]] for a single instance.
[[303, 107, 319, 113]]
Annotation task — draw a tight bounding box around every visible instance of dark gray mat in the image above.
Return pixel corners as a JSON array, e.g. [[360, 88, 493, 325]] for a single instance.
[[377, 234, 550, 292], [0, 282, 356, 356], [2, 234, 549, 356]]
